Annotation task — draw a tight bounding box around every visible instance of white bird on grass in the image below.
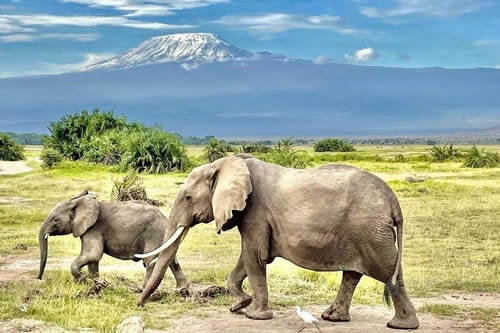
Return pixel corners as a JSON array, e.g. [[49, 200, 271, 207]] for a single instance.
[[295, 306, 323, 333]]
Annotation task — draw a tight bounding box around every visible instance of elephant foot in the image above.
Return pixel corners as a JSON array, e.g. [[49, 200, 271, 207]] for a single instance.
[[73, 274, 88, 283], [230, 296, 253, 312], [321, 306, 350, 322], [387, 314, 420, 329], [245, 307, 273, 320]]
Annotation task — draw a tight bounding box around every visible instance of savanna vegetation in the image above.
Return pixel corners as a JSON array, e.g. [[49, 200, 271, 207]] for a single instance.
[[1, 110, 499, 331], [0, 142, 499, 332]]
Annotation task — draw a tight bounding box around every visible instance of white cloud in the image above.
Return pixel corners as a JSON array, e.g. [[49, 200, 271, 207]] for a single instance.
[[312, 55, 332, 65], [361, 0, 492, 18], [344, 47, 377, 62], [0, 17, 34, 33], [61, 0, 229, 17], [473, 39, 500, 46], [495, 65, 500, 69], [0, 52, 115, 78], [0, 33, 101, 42], [180, 62, 199, 71], [38, 53, 115, 73], [0, 33, 34, 42], [213, 13, 361, 35], [0, 14, 195, 29]]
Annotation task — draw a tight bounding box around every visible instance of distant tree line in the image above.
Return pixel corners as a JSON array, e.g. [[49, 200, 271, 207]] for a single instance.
[[4, 132, 45, 145]]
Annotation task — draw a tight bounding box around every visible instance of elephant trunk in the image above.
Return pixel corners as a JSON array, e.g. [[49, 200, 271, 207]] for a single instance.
[[38, 225, 51, 280], [138, 228, 187, 306]]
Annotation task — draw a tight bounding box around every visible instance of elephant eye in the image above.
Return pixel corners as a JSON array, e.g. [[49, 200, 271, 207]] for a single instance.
[[185, 195, 192, 201], [53, 218, 59, 222]]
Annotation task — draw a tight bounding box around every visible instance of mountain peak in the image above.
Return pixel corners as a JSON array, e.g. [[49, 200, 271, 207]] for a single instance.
[[79, 32, 255, 72]]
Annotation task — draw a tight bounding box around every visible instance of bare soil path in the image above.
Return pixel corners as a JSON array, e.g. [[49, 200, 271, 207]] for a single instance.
[[0, 160, 33, 176], [1, 253, 499, 333]]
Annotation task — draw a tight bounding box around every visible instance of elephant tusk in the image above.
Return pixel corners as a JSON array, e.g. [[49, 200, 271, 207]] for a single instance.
[[148, 257, 158, 266], [44, 233, 49, 239], [134, 227, 185, 259]]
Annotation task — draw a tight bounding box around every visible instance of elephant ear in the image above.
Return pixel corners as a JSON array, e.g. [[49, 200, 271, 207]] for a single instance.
[[70, 195, 99, 237], [211, 156, 252, 233]]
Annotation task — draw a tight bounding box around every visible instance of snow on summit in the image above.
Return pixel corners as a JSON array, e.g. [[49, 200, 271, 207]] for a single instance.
[[79, 33, 256, 71]]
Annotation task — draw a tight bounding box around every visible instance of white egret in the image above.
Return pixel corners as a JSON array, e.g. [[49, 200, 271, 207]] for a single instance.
[[295, 306, 323, 332]]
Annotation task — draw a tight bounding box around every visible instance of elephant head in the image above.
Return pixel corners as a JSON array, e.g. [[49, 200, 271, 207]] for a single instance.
[[38, 192, 99, 279], [136, 155, 252, 305]]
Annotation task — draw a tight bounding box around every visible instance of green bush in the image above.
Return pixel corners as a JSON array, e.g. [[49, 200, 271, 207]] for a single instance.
[[119, 127, 189, 174], [463, 145, 499, 168], [81, 133, 122, 165], [259, 138, 311, 168], [0, 133, 25, 161], [429, 144, 461, 162], [45, 109, 127, 160], [313, 138, 355, 152], [240, 143, 272, 153], [40, 148, 63, 169]]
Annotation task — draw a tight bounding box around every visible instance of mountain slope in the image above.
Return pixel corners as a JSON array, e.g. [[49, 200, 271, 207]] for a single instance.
[[79, 33, 259, 71], [2, 60, 499, 136]]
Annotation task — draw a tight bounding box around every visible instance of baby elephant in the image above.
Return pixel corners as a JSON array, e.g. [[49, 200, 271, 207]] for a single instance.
[[38, 191, 189, 289]]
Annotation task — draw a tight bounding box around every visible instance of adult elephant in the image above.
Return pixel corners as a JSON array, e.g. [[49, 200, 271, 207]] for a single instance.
[[38, 191, 189, 290], [136, 155, 419, 329]]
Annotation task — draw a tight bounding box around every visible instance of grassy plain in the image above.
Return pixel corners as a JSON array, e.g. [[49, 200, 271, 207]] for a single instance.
[[0, 144, 499, 332]]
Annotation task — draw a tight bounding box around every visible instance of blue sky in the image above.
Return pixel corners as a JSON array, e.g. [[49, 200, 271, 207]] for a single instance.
[[1, 0, 500, 77]]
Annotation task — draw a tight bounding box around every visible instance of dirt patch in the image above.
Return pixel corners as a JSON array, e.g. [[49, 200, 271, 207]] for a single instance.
[[0, 161, 32, 176], [0, 254, 498, 332], [165, 304, 496, 333]]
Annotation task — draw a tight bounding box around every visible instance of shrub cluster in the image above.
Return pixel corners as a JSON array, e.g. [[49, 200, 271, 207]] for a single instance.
[[313, 138, 355, 152], [0, 133, 25, 161], [463, 145, 499, 168], [429, 144, 461, 162], [256, 138, 311, 168], [44, 109, 189, 173]]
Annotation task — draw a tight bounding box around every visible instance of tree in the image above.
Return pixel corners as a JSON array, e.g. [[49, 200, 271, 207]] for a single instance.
[[204, 138, 230, 162], [313, 138, 355, 152], [0, 133, 25, 161]]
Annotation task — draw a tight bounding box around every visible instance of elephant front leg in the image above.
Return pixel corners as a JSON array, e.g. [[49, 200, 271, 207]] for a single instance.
[[72, 237, 103, 282], [322, 270, 362, 322], [242, 246, 273, 320], [169, 256, 190, 290], [228, 253, 252, 312]]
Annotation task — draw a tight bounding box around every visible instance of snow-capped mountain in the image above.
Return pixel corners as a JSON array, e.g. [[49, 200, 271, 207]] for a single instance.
[[79, 33, 280, 71]]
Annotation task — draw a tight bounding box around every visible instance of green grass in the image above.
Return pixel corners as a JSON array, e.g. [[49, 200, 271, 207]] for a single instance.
[[0, 144, 499, 331], [420, 303, 499, 330]]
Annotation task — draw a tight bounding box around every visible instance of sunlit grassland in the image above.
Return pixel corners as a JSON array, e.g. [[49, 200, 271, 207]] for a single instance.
[[0, 144, 499, 331]]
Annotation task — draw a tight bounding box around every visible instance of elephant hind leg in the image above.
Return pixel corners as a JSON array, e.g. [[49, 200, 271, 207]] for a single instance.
[[386, 269, 419, 329], [322, 270, 362, 322]]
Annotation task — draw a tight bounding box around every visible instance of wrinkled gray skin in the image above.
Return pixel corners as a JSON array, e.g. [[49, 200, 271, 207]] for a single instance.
[[38, 193, 189, 289], [139, 155, 419, 329]]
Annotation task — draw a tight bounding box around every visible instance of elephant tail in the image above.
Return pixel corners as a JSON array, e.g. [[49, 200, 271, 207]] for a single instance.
[[384, 212, 404, 306]]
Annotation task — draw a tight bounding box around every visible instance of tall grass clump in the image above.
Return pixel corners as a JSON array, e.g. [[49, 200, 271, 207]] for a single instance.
[[0, 133, 25, 161], [119, 127, 189, 173], [463, 145, 499, 168]]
